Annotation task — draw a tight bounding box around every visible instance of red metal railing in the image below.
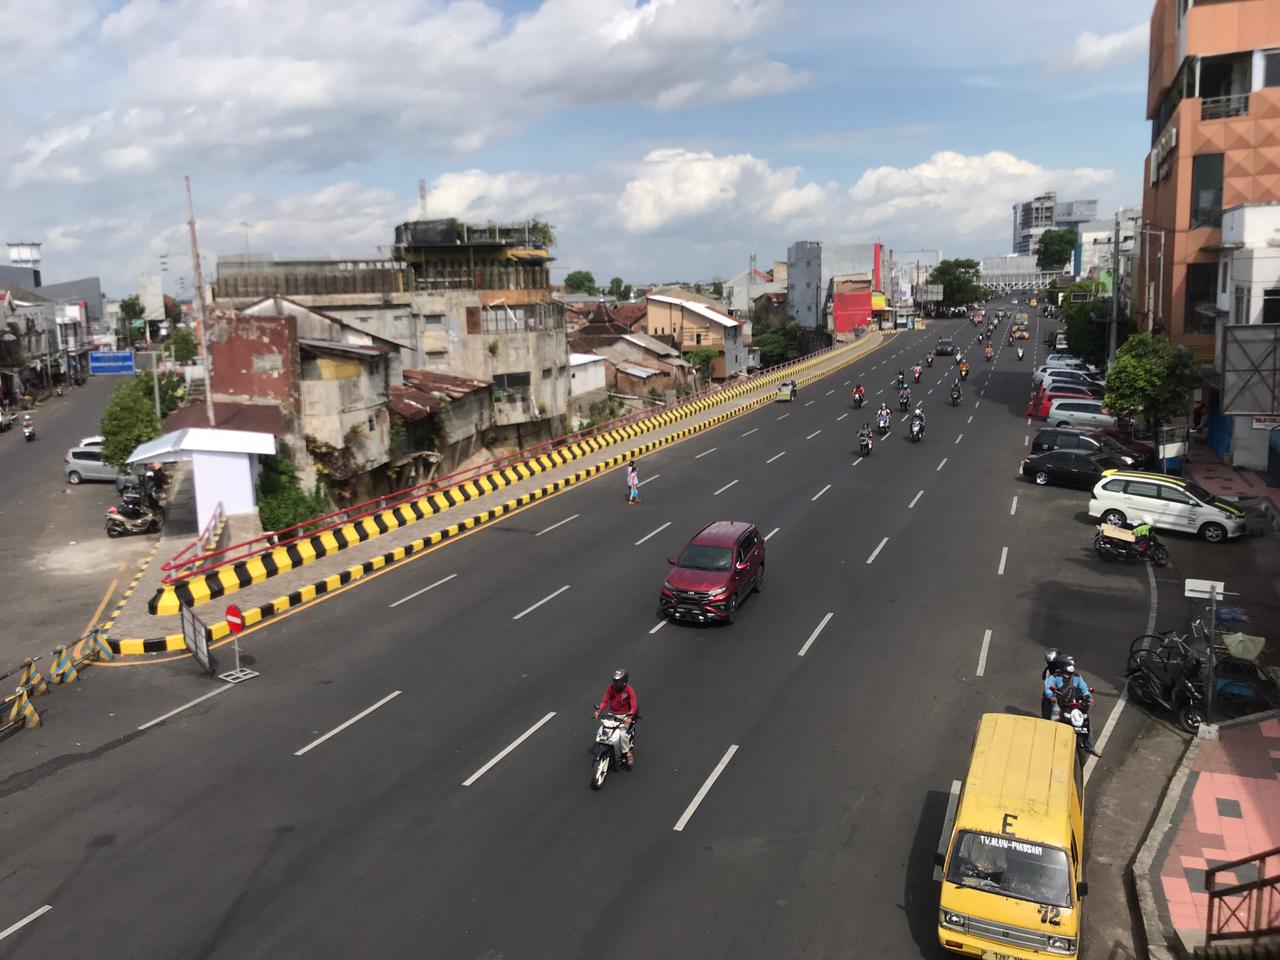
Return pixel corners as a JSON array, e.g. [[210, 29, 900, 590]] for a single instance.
[[160, 339, 859, 582], [165, 501, 225, 572], [1206, 845, 1280, 946]]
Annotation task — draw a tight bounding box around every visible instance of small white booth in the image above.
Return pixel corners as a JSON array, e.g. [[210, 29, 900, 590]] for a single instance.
[[128, 428, 277, 533]]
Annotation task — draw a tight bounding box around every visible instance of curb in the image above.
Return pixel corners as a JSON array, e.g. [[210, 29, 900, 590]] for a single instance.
[[147, 336, 885, 617], [97, 543, 162, 639], [109, 332, 892, 655]]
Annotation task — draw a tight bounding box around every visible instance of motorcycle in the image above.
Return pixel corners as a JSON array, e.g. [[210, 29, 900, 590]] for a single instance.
[[23, 423, 35, 442], [898, 395, 910, 412], [984, 347, 993, 362], [859, 434, 873, 457], [1125, 650, 1205, 733], [105, 498, 166, 537], [1054, 686, 1094, 760], [926, 355, 934, 368], [912, 367, 922, 383], [959, 367, 969, 381], [1094, 525, 1169, 567], [1016, 347, 1025, 361], [950, 388, 962, 407], [909, 417, 924, 442], [590, 709, 635, 790], [877, 415, 890, 437], [852, 392, 864, 409]]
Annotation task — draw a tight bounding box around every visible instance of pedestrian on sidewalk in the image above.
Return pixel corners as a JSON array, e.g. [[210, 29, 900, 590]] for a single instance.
[[627, 459, 641, 505]]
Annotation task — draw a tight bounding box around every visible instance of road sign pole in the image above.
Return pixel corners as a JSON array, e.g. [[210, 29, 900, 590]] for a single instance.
[[219, 604, 258, 684]]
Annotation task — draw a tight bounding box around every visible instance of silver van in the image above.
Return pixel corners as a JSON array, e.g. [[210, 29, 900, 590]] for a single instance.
[[65, 446, 126, 484], [1046, 398, 1116, 430]]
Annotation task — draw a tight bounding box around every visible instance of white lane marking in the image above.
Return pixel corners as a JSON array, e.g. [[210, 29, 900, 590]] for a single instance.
[[137, 685, 232, 730], [967, 415, 973, 424], [852, 456, 864, 466], [806, 429, 822, 440], [0, 905, 53, 942], [535, 513, 579, 537], [928, 387, 934, 395], [635, 521, 672, 546], [908, 489, 923, 509], [714, 479, 739, 496], [512, 584, 571, 620], [843, 379, 851, 386], [765, 451, 786, 464], [936, 458, 948, 471], [811, 484, 831, 502], [764, 527, 780, 541], [876, 388, 884, 395], [797, 612, 835, 657], [1010, 495, 1018, 516], [741, 427, 759, 438], [826, 389, 835, 396], [975, 400, 981, 408], [804, 400, 815, 407], [674, 745, 739, 832], [976, 629, 992, 677], [638, 473, 660, 486], [462, 711, 557, 786], [389, 572, 459, 609], [1084, 564, 1158, 784], [954, 433, 963, 445], [866, 536, 889, 564], [1023, 434, 1029, 444], [695, 447, 718, 459], [900, 413, 910, 423], [295, 690, 402, 757], [836, 413, 849, 422], [777, 413, 790, 420], [997, 546, 1008, 576], [649, 619, 667, 634], [933, 779, 963, 880]]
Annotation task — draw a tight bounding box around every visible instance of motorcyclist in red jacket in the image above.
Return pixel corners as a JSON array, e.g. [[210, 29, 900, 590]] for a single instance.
[[595, 669, 638, 764]]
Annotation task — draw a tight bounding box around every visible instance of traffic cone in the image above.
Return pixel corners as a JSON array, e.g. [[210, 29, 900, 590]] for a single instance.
[[17, 657, 47, 696], [8, 686, 41, 729], [49, 646, 78, 685], [79, 629, 115, 664]]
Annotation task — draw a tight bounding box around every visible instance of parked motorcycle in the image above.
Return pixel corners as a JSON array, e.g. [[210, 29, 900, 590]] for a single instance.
[[1094, 525, 1169, 567], [590, 709, 635, 790], [1125, 650, 1205, 733], [105, 497, 166, 537]]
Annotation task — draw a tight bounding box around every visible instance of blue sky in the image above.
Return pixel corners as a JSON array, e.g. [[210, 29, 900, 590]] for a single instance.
[[0, 0, 1153, 296]]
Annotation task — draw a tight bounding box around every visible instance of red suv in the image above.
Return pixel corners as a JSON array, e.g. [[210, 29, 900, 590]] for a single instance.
[[660, 521, 765, 624]]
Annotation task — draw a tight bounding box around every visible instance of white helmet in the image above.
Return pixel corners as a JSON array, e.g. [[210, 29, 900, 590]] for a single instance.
[[1142, 515, 1154, 526], [914, 406, 922, 415]]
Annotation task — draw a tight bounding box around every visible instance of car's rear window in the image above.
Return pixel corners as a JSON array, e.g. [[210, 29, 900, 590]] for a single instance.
[[678, 544, 734, 571]]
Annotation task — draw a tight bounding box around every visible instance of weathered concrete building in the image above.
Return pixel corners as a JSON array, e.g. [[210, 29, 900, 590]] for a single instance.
[[645, 294, 744, 381]]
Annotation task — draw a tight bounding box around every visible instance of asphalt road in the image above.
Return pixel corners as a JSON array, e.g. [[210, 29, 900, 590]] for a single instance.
[[0, 306, 1182, 959], [0, 376, 153, 665]]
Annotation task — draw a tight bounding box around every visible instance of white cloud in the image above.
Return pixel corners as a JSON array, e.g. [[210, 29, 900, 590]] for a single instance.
[[1054, 23, 1147, 72]]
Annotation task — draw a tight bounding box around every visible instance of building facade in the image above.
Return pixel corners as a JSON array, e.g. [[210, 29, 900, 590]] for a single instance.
[[1138, 0, 1280, 360], [1011, 192, 1100, 254], [645, 294, 745, 380], [786, 241, 823, 329]]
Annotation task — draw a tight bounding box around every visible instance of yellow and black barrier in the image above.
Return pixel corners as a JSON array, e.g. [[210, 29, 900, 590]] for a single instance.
[[49, 645, 78, 686], [2, 685, 41, 733], [17, 657, 47, 697], [109, 332, 893, 656], [146, 339, 883, 619]]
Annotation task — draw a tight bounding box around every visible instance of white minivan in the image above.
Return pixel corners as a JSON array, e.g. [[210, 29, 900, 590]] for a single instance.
[[1089, 470, 1247, 542]]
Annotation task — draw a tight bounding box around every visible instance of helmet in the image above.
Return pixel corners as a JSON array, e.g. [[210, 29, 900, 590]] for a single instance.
[[1058, 654, 1075, 672], [1044, 648, 1059, 665], [1142, 515, 1154, 526], [611, 669, 629, 691], [914, 406, 922, 415]]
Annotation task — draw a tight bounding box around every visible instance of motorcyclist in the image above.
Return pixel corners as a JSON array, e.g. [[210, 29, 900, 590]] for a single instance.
[[984, 342, 993, 360], [1132, 515, 1156, 555], [950, 380, 962, 404], [912, 362, 922, 382], [1041, 649, 1069, 718], [852, 383, 865, 405], [926, 351, 934, 367], [909, 405, 925, 437], [858, 422, 873, 452], [899, 386, 911, 408], [959, 360, 970, 379], [1044, 658, 1099, 755], [595, 668, 638, 765], [1016, 346, 1025, 360], [877, 403, 891, 431], [896, 370, 906, 390]]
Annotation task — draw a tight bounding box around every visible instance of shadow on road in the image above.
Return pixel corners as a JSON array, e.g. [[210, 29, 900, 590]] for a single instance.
[[904, 789, 951, 958]]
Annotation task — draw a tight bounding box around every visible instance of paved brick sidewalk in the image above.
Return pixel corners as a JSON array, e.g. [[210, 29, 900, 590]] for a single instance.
[[105, 331, 893, 652], [1137, 712, 1280, 956]]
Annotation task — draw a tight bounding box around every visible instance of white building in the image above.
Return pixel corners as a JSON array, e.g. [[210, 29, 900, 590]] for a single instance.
[[568, 352, 606, 398]]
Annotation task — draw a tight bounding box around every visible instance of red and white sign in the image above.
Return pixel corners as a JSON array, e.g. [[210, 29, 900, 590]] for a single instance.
[[225, 604, 244, 634]]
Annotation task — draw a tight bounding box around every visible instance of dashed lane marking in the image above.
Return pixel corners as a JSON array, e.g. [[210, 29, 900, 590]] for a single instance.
[[997, 546, 1008, 576], [513, 584, 571, 621], [635, 521, 672, 546], [462, 711, 557, 786], [976, 629, 992, 676], [1010, 496, 1018, 516], [535, 513, 579, 537], [714, 479, 739, 496], [695, 447, 717, 459], [741, 427, 758, 438], [866, 536, 889, 564], [389, 573, 459, 608], [765, 452, 786, 464], [908, 489, 923, 509], [811, 484, 831, 502], [806, 429, 822, 440], [673, 745, 739, 832], [797, 612, 835, 657], [764, 527, 780, 541], [936, 457, 947, 471], [295, 690, 403, 757]]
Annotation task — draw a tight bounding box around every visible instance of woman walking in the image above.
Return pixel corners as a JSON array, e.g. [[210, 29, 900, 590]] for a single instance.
[[627, 459, 641, 505]]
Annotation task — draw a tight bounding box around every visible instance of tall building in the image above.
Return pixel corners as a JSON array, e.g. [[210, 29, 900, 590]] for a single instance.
[[1138, 0, 1280, 358], [1011, 193, 1099, 254], [786, 241, 822, 328]]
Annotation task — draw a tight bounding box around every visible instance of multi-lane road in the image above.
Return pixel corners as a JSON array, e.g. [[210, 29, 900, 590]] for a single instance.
[[0, 304, 1176, 958]]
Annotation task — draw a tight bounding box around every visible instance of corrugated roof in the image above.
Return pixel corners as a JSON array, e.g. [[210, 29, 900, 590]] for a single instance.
[[128, 426, 277, 463], [570, 352, 605, 366], [618, 363, 661, 379], [647, 294, 738, 328], [299, 338, 390, 359], [621, 332, 679, 357], [391, 369, 491, 422], [165, 401, 286, 436]]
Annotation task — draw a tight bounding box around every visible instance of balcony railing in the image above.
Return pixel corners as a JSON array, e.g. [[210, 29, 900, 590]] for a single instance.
[[1202, 94, 1249, 121]]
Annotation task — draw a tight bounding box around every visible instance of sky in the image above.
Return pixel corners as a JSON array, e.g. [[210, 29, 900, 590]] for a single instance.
[[0, 0, 1155, 297]]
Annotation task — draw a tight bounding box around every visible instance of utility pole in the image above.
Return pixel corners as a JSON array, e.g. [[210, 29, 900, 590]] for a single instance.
[[186, 176, 216, 428], [1108, 216, 1120, 365]]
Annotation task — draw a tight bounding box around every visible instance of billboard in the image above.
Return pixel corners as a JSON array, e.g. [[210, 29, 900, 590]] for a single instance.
[[914, 284, 943, 303], [88, 351, 136, 375], [1221, 324, 1280, 416], [138, 275, 165, 321]]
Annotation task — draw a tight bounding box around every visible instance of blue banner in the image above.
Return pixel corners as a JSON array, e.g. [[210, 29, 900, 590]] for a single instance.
[[88, 351, 136, 375]]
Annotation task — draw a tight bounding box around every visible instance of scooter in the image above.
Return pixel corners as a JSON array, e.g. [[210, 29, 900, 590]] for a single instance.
[[912, 367, 922, 383], [1125, 651, 1205, 733], [1016, 347, 1025, 361], [590, 710, 635, 790], [1093, 525, 1169, 567], [908, 417, 924, 442], [898, 395, 910, 412], [859, 434, 873, 457], [877, 415, 891, 437], [950, 388, 962, 407], [959, 367, 969, 381], [926, 355, 934, 368], [105, 498, 166, 537], [22, 419, 35, 442], [852, 393, 864, 409], [1055, 687, 1094, 761]]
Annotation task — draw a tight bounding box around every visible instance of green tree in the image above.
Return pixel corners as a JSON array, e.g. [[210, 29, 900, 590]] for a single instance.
[[168, 327, 197, 364], [1104, 334, 1200, 452], [100, 378, 161, 470], [928, 259, 984, 309], [753, 314, 802, 368], [1036, 228, 1078, 272], [684, 347, 718, 381], [607, 276, 633, 300], [256, 455, 327, 533], [163, 295, 183, 324], [710, 279, 724, 299], [564, 270, 597, 294], [119, 294, 146, 345], [1058, 280, 1134, 369]]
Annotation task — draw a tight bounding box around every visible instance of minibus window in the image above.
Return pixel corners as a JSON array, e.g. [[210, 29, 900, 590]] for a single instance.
[[946, 831, 1072, 907]]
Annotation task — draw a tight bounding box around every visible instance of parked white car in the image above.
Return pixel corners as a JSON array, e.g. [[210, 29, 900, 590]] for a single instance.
[[1088, 470, 1247, 543], [1046, 398, 1116, 430], [1045, 354, 1101, 374], [1033, 366, 1104, 388]]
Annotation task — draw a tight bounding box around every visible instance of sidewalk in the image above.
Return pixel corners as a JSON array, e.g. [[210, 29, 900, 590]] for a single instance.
[[1183, 438, 1280, 531], [1134, 711, 1280, 958], [103, 331, 893, 653]]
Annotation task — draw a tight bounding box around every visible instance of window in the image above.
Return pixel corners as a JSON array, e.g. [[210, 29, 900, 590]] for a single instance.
[[695, 333, 702, 345], [1185, 262, 1220, 333], [1159, 486, 1194, 504], [426, 350, 447, 361], [1103, 479, 1127, 493], [1265, 51, 1280, 88], [1124, 481, 1162, 500], [1264, 289, 1280, 324], [1234, 285, 1251, 324], [1190, 154, 1224, 229], [423, 314, 444, 326], [75, 450, 102, 462], [541, 367, 552, 378], [1220, 259, 1229, 295]]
